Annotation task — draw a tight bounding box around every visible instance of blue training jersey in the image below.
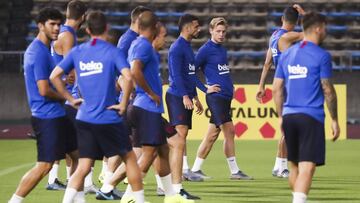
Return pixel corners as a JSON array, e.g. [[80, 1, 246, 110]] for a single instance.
[[275, 41, 333, 123], [117, 28, 138, 102], [117, 28, 138, 59], [269, 29, 288, 68], [50, 25, 79, 100], [195, 40, 234, 100], [167, 36, 199, 99], [128, 36, 164, 113], [58, 38, 130, 124], [24, 38, 65, 119]]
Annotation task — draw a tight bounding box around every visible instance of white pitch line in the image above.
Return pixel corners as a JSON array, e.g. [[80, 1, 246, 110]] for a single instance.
[[0, 163, 33, 177]]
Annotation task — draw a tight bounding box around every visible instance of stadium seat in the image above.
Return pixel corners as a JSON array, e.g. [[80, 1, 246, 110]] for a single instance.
[[105, 11, 129, 17], [110, 25, 129, 32]]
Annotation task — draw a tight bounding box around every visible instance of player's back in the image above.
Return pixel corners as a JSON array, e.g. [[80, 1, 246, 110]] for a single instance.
[[278, 40, 332, 122], [69, 39, 126, 123], [269, 29, 288, 68], [117, 28, 138, 58]]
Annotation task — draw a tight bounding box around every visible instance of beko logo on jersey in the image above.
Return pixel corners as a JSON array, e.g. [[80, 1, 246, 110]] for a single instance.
[[218, 64, 230, 75], [288, 64, 308, 79], [188, 64, 195, 75], [79, 61, 103, 77]]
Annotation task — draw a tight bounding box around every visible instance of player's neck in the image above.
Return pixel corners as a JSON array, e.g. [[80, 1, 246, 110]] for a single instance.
[[130, 24, 139, 34], [91, 34, 107, 42], [303, 35, 320, 45], [180, 33, 192, 42], [210, 38, 222, 45], [37, 32, 51, 47], [281, 23, 295, 32], [140, 32, 153, 42], [64, 19, 80, 31]]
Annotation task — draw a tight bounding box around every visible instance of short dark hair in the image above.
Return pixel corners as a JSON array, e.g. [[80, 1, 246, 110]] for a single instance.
[[178, 14, 199, 32], [36, 7, 63, 24], [86, 11, 107, 35], [131, 6, 151, 23], [138, 11, 158, 31], [302, 11, 327, 32], [67, 0, 87, 20], [283, 6, 299, 25]]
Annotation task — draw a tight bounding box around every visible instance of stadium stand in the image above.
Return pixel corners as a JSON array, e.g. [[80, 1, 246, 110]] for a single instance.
[[0, 0, 32, 72], [1, 0, 359, 72]]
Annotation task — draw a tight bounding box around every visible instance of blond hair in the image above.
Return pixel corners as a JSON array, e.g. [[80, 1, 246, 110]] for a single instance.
[[209, 17, 228, 30]]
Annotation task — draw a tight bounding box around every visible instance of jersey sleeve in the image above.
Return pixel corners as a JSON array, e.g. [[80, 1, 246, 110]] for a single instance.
[[320, 52, 332, 79], [58, 48, 75, 74], [114, 49, 130, 73], [274, 54, 285, 79], [194, 47, 207, 93], [168, 48, 188, 96], [195, 47, 206, 70], [33, 52, 51, 81]]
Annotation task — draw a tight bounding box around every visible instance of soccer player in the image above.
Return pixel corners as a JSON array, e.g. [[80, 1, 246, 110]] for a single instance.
[[273, 11, 340, 203], [166, 13, 206, 199], [95, 22, 177, 201], [49, 0, 98, 193], [97, 5, 151, 186], [256, 4, 305, 178], [121, 11, 194, 203], [8, 8, 78, 203], [190, 17, 252, 180], [50, 11, 145, 203]]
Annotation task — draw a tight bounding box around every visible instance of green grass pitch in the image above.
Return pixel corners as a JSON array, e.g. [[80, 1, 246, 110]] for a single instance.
[[0, 140, 359, 203]]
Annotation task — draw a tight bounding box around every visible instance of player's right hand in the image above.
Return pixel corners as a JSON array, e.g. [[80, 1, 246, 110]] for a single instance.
[[70, 98, 83, 109], [331, 120, 340, 142], [206, 84, 221, 94], [256, 88, 265, 103], [293, 4, 306, 15], [183, 95, 194, 110]]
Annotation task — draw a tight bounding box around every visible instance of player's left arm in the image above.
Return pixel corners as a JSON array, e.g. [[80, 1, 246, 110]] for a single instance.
[[321, 78, 340, 141], [320, 52, 340, 141]]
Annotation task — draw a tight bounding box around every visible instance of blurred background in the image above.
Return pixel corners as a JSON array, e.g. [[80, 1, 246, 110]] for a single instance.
[[0, 0, 359, 139]]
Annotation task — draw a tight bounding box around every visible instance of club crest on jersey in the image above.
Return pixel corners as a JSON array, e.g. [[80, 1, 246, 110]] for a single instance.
[[188, 64, 195, 75], [79, 61, 103, 77], [218, 64, 230, 75], [288, 64, 308, 79], [271, 48, 278, 57]]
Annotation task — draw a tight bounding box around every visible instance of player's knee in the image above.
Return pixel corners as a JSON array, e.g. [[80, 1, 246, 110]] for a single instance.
[[176, 126, 188, 138], [36, 162, 53, 174], [76, 165, 91, 177], [208, 133, 219, 143]]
